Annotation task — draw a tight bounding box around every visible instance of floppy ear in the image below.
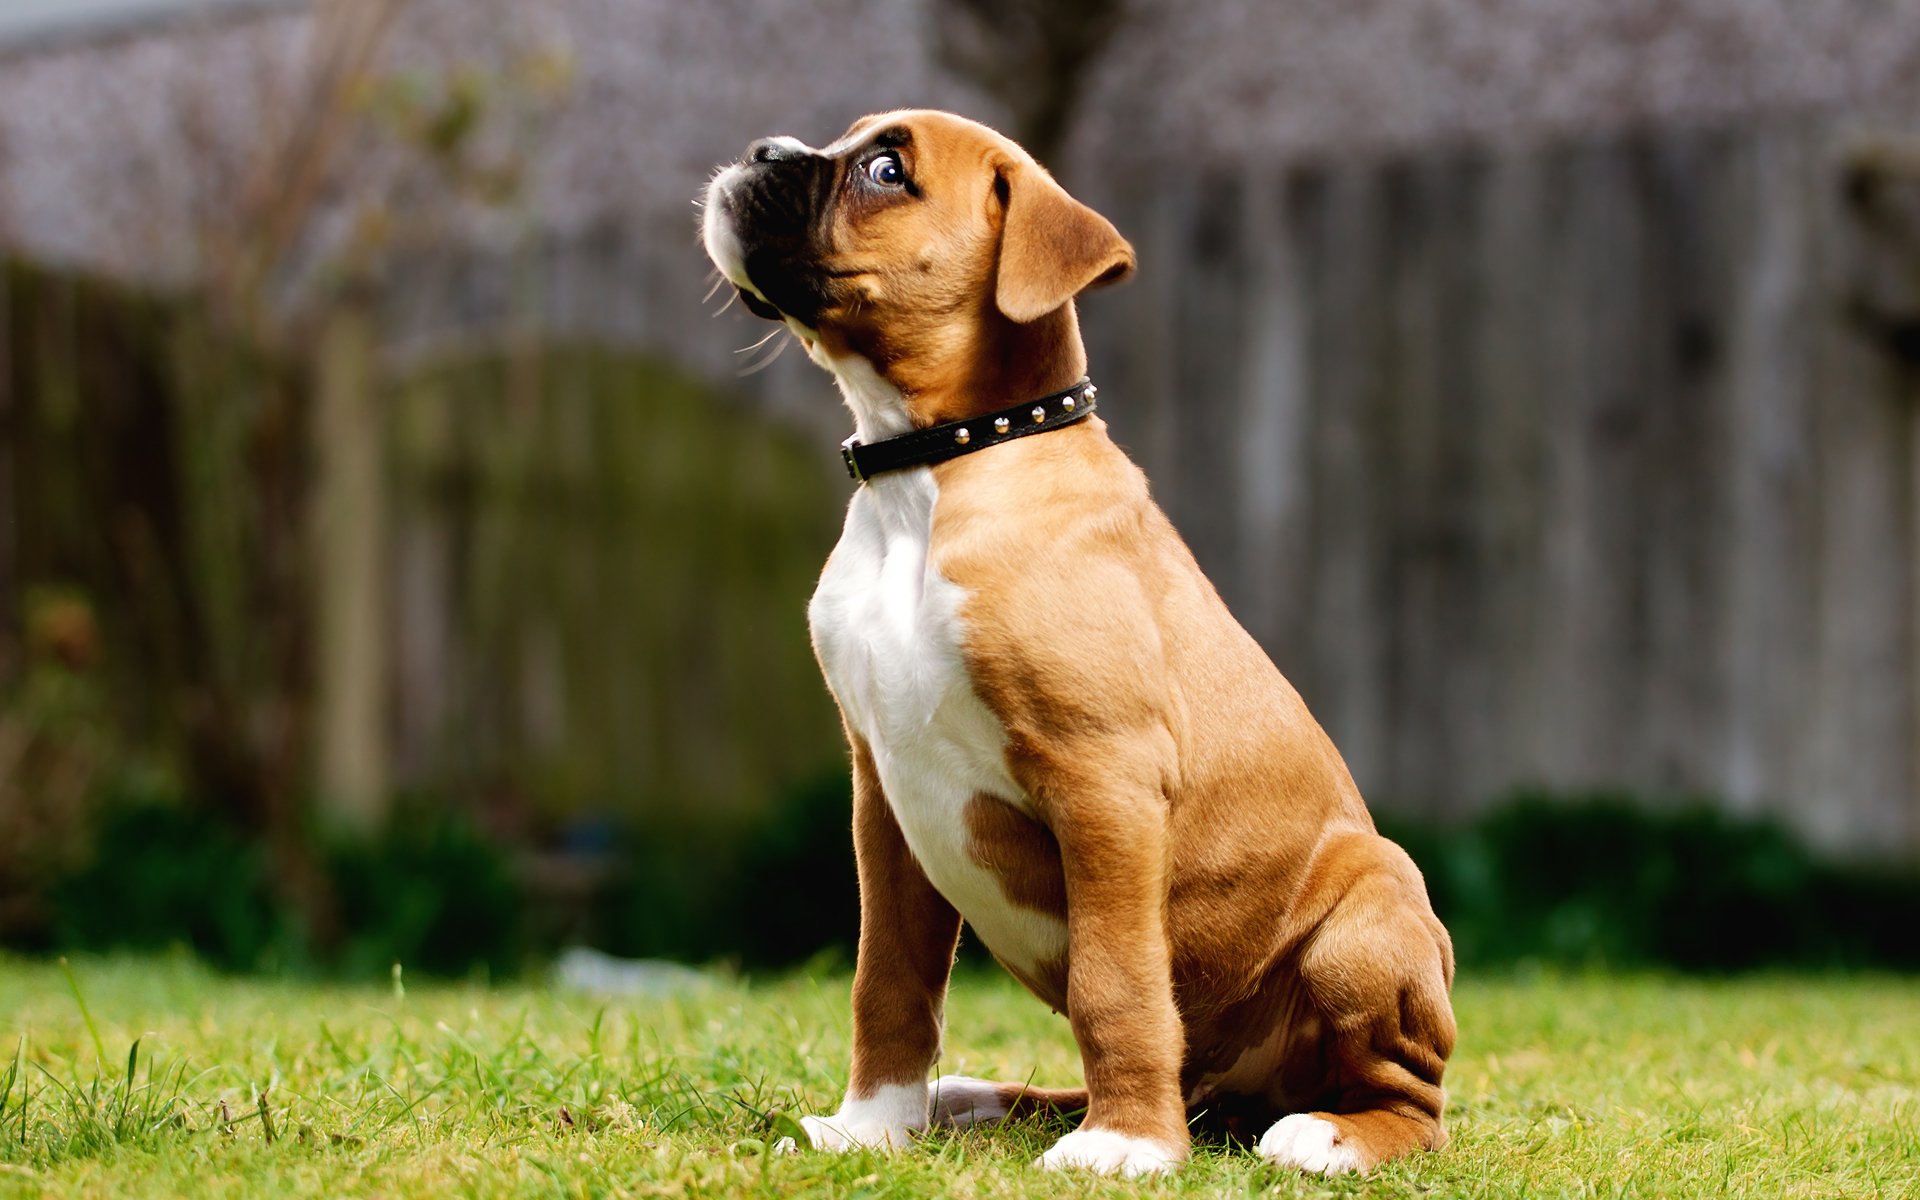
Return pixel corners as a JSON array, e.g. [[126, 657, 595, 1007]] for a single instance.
[[994, 162, 1136, 323]]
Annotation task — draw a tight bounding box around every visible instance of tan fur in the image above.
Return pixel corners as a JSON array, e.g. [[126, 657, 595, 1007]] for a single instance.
[[796, 112, 1106, 427], [739, 110, 1455, 1173], [964, 794, 1069, 1009], [993, 161, 1135, 322], [963, 795, 1067, 922]]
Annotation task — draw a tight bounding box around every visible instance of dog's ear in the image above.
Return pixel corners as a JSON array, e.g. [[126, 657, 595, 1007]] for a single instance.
[[994, 162, 1135, 323]]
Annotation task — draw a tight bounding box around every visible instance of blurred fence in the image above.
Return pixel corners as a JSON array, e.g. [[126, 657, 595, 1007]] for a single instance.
[[5, 1, 1920, 977], [0, 258, 850, 955], [272, 105, 1920, 858], [379, 343, 843, 823], [1079, 114, 1920, 857]]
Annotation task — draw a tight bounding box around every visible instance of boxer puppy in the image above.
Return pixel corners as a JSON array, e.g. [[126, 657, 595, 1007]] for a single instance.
[[700, 110, 1455, 1178]]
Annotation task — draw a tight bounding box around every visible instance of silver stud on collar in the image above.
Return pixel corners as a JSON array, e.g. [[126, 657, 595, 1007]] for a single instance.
[[1062, 395, 1076, 411], [1031, 405, 1046, 422], [994, 416, 1010, 434], [954, 427, 970, 445], [1086, 385, 1098, 400]]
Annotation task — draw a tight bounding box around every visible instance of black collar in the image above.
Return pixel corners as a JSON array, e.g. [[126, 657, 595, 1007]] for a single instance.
[[840, 379, 1098, 482]]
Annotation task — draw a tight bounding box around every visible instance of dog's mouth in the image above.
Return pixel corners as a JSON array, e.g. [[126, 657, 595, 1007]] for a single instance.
[[733, 248, 836, 328], [736, 284, 785, 322]]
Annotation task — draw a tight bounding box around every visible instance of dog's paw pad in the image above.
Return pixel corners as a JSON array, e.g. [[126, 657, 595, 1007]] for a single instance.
[[1258, 1113, 1365, 1175], [929, 1075, 1012, 1128], [1035, 1127, 1180, 1177]]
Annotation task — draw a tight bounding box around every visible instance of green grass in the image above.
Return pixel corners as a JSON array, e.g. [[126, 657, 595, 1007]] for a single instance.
[[0, 956, 1914, 1198]]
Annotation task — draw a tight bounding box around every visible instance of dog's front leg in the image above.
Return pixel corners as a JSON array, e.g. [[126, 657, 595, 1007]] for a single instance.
[[798, 736, 962, 1152], [1035, 772, 1189, 1177]]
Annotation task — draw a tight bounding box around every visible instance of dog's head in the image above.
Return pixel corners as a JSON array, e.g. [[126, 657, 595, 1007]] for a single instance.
[[701, 110, 1133, 428]]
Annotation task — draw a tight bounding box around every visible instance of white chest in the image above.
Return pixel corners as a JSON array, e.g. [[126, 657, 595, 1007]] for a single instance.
[[807, 471, 1068, 978]]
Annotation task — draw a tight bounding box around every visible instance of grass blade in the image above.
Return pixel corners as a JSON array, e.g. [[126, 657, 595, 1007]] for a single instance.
[[116, 1039, 139, 1134], [13, 1033, 26, 1146], [56, 959, 107, 1068], [0, 1036, 19, 1120], [257, 1087, 277, 1145]]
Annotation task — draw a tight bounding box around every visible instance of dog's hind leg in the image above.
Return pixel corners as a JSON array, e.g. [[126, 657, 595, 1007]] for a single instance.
[[1257, 834, 1455, 1174], [929, 1076, 1089, 1128]]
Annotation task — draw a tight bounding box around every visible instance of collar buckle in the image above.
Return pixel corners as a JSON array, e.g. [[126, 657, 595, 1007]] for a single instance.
[[840, 435, 865, 482]]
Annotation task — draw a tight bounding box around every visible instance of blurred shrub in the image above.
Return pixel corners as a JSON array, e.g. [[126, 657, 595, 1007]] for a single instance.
[[1383, 791, 1920, 972], [584, 817, 732, 965], [327, 814, 528, 980], [47, 778, 527, 979], [721, 767, 858, 966], [1, 588, 115, 947], [41, 766, 858, 977], [29, 779, 1920, 977], [52, 777, 286, 972], [584, 767, 857, 967]]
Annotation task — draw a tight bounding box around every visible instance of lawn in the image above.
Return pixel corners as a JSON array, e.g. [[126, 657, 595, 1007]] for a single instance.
[[0, 956, 1915, 1198]]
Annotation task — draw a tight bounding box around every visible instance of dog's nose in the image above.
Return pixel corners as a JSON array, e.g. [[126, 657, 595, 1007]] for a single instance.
[[747, 137, 807, 165]]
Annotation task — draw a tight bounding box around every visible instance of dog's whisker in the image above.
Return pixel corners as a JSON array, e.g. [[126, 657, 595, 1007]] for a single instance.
[[734, 327, 783, 355], [703, 273, 729, 304], [736, 331, 793, 376], [737, 330, 791, 372]]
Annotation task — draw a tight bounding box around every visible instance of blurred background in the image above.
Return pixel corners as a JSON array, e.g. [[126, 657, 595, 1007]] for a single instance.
[[2, 0, 1919, 980]]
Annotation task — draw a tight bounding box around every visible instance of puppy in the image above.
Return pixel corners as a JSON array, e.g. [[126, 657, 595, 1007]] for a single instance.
[[701, 110, 1455, 1178]]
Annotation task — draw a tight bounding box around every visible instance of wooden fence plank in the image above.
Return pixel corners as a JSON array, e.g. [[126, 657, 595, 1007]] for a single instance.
[[1807, 124, 1918, 853], [1302, 162, 1393, 795], [1718, 125, 1819, 823]]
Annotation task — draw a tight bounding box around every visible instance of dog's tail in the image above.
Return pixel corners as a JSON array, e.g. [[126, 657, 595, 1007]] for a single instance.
[[929, 1075, 1088, 1129]]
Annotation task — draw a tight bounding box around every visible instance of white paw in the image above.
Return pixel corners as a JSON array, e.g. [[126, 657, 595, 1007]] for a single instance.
[[1258, 1113, 1364, 1174], [929, 1075, 1012, 1128], [783, 1083, 928, 1153], [794, 1112, 912, 1151], [1036, 1127, 1182, 1178]]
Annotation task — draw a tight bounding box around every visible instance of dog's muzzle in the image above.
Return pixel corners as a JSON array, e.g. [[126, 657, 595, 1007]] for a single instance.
[[702, 138, 836, 325]]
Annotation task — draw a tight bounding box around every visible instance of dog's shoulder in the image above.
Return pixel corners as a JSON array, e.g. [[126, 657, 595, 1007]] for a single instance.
[[926, 422, 1195, 747]]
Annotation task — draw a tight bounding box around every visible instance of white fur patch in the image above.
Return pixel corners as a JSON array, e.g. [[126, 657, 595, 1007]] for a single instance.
[[1036, 1127, 1181, 1177], [928, 1074, 1012, 1128], [787, 1082, 929, 1152], [807, 360, 1070, 986], [700, 166, 755, 293], [701, 141, 817, 316], [1258, 1113, 1364, 1174], [815, 350, 913, 443]]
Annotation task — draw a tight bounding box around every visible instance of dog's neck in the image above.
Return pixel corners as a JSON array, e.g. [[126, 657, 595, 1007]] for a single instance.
[[812, 305, 1090, 442], [810, 341, 915, 444]]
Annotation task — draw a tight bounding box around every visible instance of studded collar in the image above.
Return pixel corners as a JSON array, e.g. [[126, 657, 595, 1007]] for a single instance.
[[840, 379, 1098, 482]]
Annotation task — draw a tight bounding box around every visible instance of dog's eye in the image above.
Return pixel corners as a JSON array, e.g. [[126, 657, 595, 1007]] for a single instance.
[[865, 153, 905, 187]]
